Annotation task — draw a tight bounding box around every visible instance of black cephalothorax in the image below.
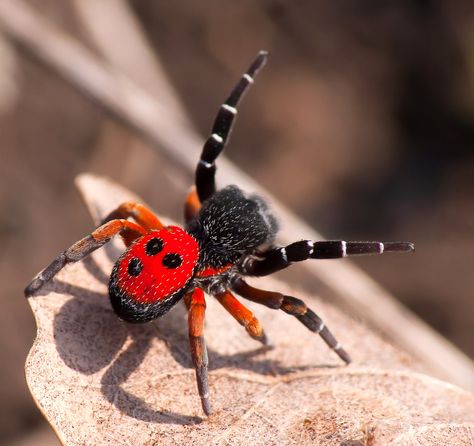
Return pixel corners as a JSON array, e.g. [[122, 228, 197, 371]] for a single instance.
[[187, 185, 278, 269]]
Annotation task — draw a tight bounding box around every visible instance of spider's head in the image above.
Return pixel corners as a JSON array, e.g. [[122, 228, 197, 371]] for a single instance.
[[187, 185, 278, 268]]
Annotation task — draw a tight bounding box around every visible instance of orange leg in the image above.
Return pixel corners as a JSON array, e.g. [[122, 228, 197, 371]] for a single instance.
[[214, 290, 269, 345], [231, 278, 351, 364], [187, 288, 211, 416], [25, 219, 146, 296], [102, 201, 164, 232], [184, 187, 201, 223]]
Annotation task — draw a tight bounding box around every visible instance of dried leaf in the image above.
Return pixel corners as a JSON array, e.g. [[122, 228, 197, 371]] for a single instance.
[[25, 174, 474, 445]]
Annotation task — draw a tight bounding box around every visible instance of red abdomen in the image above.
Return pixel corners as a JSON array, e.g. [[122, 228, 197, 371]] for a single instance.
[[109, 226, 199, 322]]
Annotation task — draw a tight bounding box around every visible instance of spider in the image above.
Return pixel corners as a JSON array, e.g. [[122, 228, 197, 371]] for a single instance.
[[25, 51, 414, 416]]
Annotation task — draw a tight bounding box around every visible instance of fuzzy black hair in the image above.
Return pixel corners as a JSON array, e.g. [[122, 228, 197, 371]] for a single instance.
[[187, 185, 278, 268]]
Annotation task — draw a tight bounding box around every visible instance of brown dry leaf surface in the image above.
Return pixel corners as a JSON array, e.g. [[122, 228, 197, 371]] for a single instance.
[[25, 174, 474, 446]]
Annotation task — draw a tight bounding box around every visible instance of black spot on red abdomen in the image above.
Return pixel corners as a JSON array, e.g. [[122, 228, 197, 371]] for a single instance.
[[162, 253, 183, 268], [127, 257, 143, 276], [145, 237, 164, 256]]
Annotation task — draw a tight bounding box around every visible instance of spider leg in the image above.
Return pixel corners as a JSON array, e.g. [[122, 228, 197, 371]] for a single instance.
[[196, 51, 268, 202], [187, 288, 211, 416], [184, 186, 201, 223], [25, 219, 147, 296], [241, 240, 415, 276], [231, 277, 351, 364], [101, 201, 164, 232], [213, 289, 269, 345]]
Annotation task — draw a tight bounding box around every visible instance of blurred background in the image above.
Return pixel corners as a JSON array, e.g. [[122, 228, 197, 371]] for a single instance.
[[1, 0, 473, 444]]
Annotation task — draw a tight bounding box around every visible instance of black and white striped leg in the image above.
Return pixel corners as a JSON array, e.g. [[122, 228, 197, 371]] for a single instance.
[[241, 240, 414, 276], [196, 51, 269, 202], [231, 277, 351, 364]]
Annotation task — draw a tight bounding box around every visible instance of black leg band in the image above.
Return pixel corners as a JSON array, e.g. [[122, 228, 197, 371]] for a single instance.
[[241, 240, 414, 276]]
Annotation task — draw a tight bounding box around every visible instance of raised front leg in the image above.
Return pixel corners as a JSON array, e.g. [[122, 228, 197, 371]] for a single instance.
[[241, 240, 415, 276], [196, 51, 268, 202]]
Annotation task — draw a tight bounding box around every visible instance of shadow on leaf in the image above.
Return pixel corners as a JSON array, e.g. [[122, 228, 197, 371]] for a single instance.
[[49, 255, 334, 424]]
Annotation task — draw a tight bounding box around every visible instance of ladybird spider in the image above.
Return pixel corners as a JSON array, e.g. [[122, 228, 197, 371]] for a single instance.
[[25, 51, 414, 416]]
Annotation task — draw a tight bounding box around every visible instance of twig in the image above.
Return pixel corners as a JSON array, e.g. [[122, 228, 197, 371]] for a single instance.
[[70, 0, 190, 187], [0, 0, 473, 390], [71, 0, 190, 124]]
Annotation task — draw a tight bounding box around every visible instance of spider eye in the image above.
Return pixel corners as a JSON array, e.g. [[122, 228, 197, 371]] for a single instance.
[[145, 237, 164, 256], [162, 253, 183, 269], [128, 257, 143, 276]]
